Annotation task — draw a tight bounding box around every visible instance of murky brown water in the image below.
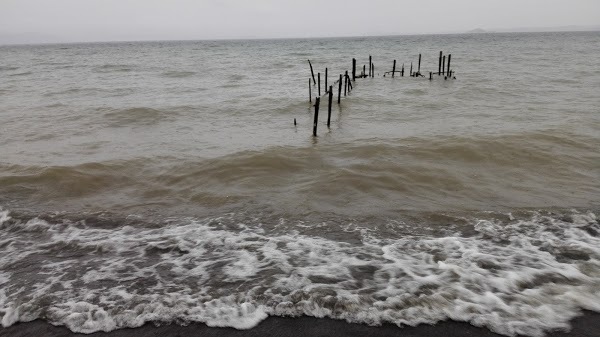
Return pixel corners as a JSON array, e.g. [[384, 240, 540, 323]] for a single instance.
[[0, 32, 599, 336]]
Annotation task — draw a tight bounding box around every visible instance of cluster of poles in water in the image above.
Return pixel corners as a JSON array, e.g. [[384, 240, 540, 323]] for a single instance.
[[303, 51, 455, 136]]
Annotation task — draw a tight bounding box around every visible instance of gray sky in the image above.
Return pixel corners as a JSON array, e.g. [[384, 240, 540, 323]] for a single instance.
[[1, 0, 599, 43]]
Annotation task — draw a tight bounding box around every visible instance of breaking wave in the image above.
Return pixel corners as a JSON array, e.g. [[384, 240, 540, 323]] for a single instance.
[[0, 208, 599, 336]]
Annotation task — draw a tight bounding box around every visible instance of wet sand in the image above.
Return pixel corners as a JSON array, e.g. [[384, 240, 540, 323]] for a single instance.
[[2, 312, 599, 337]]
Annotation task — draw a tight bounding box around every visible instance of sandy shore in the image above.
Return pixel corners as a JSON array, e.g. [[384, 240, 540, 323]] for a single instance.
[[1, 312, 599, 337]]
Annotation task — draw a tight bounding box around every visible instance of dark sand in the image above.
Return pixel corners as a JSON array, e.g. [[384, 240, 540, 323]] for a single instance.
[[1, 312, 599, 337]]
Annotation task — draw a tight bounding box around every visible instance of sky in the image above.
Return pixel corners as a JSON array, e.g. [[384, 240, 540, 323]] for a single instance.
[[1, 0, 599, 43]]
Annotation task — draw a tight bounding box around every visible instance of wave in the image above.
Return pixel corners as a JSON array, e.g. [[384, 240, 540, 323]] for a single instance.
[[8, 71, 32, 77], [161, 70, 196, 78], [99, 107, 178, 127], [0, 131, 597, 213], [0, 208, 598, 336], [93, 64, 135, 73]]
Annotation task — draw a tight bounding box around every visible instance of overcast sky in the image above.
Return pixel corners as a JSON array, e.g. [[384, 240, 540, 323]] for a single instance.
[[1, 0, 599, 43]]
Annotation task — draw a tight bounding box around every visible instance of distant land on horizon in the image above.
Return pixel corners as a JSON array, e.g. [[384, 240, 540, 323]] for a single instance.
[[1, 25, 599, 45]]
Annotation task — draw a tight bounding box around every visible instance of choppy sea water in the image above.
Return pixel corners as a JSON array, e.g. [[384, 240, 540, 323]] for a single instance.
[[0, 32, 599, 336]]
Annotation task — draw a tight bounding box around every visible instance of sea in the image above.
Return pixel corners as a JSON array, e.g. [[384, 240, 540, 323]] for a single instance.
[[0, 31, 599, 337]]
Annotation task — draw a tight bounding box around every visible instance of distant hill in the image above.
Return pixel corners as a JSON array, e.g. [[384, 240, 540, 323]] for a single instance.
[[496, 25, 600, 33], [467, 28, 488, 34]]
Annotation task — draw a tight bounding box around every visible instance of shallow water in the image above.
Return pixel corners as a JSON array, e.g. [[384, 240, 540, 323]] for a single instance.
[[0, 32, 599, 336]]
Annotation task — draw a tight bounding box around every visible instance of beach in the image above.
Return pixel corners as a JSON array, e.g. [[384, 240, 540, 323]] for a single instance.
[[3, 312, 600, 337], [1, 32, 599, 336]]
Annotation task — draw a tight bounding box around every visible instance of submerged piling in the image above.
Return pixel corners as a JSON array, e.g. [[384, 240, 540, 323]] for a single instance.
[[338, 74, 342, 103], [327, 85, 333, 127], [347, 73, 353, 90], [309, 78, 311, 102], [352, 58, 356, 81], [344, 71, 348, 96], [392, 60, 396, 78], [369, 55, 372, 77], [313, 97, 320, 137], [447, 54, 451, 76], [401, 64, 404, 76], [308, 60, 316, 84], [318, 72, 321, 96], [442, 55, 446, 75], [438, 51, 442, 75], [418, 54, 421, 75]]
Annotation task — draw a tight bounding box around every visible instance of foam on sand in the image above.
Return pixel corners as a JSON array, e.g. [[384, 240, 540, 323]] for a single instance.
[[0, 208, 598, 336]]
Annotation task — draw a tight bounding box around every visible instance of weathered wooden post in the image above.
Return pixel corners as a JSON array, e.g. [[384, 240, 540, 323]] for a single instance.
[[372, 63, 375, 77], [294, 118, 297, 126], [438, 51, 442, 75], [410, 62, 413, 77], [308, 60, 316, 84], [429, 72, 432, 80], [442, 55, 446, 75], [313, 97, 320, 137], [309, 78, 312, 102], [442, 56, 446, 75], [327, 85, 333, 127], [369, 55, 372, 77], [344, 71, 348, 96], [447, 54, 451, 76], [401, 64, 404, 76], [418, 54, 421, 75], [392, 60, 396, 78], [347, 73, 353, 91], [318, 72, 321, 96], [338, 74, 342, 103], [352, 58, 356, 81]]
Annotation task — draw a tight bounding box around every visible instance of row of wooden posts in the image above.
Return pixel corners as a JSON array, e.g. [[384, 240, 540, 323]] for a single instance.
[[305, 51, 455, 136]]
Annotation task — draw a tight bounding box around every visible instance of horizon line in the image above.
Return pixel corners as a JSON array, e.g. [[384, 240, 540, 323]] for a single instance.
[[1, 26, 599, 47]]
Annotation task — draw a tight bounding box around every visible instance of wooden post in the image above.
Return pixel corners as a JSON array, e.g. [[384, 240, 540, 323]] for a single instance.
[[372, 63, 374, 77], [294, 118, 297, 126], [318, 72, 321, 96], [369, 55, 372, 77], [363, 65, 366, 77], [325, 68, 328, 93], [327, 86, 333, 127], [344, 71, 348, 96], [442, 55, 446, 75], [313, 97, 320, 137], [418, 54, 421, 75], [392, 60, 396, 78], [410, 62, 413, 77], [401, 64, 404, 76], [347, 74, 353, 90], [308, 60, 316, 84], [438, 51, 442, 75], [447, 54, 451, 76], [338, 74, 342, 103], [352, 58, 356, 81], [429, 72, 432, 80], [309, 78, 312, 102]]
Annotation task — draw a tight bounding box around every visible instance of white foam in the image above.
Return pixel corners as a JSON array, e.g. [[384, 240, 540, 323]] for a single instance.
[[0, 210, 599, 336]]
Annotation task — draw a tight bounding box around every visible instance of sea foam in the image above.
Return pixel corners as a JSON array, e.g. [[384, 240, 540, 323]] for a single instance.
[[0, 209, 598, 336]]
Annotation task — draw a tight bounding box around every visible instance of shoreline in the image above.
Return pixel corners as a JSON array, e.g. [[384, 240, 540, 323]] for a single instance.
[[2, 312, 599, 337]]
